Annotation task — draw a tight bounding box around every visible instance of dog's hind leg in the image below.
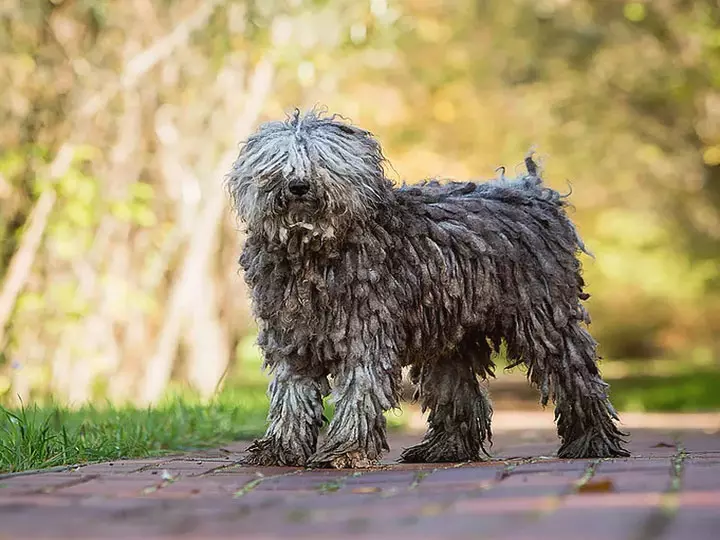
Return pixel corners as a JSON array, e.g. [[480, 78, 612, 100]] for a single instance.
[[242, 362, 329, 467], [509, 314, 630, 459], [399, 334, 494, 463]]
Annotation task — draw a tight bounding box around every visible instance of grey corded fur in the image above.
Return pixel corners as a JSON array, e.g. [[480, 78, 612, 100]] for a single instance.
[[226, 109, 629, 468]]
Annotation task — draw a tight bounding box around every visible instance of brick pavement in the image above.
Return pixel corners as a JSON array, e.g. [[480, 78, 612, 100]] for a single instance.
[[1, 412, 719, 540]]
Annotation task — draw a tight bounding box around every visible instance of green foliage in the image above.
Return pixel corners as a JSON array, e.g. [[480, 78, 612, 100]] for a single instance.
[[3, 146, 160, 371], [609, 370, 720, 413]]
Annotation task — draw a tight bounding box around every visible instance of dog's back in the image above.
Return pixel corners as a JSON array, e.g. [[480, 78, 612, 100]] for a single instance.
[[397, 156, 568, 211], [392, 156, 587, 262]]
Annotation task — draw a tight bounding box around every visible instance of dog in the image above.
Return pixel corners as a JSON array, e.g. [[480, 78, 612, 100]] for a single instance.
[[226, 109, 629, 468]]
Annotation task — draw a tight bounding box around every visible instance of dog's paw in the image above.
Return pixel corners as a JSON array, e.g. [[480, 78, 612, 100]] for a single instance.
[[398, 441, 436, 464], [399, 435, 491, 464], [557, 432, 631, 459], [307, 447, 380, 469], [240, 437, 308, 467]]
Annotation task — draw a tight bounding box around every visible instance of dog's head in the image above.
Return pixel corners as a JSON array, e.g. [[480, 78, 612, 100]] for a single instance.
[[227, 109, 391, 243]]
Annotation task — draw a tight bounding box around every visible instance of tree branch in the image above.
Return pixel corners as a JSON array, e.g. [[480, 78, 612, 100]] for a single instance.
[[139, 57, 276, 405], [79, 0, 227, 118], [0, 0, 228, 350]]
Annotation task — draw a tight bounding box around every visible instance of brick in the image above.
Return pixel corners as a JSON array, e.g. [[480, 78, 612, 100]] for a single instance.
[[0, 473, 98, 495], [664, 508, 720, 540], [0, 427, 719, 540], [682, 463, 720, 491], [75, 459, 169, 475], [492, 507, 661, 540], [678, 490, 720, 507]]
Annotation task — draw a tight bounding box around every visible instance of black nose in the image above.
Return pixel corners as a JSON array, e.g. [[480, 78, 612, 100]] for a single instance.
[[288, 179, 310, 197]]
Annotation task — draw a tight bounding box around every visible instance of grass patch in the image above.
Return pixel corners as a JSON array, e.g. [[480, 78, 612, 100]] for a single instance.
[[0, 377, 409, 474], [0, 384, 269, 474]]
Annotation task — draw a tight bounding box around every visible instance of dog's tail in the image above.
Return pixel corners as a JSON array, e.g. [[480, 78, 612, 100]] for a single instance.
[[518, 149, 593, 258], [524, 150, 540, 179], [517, 149, 575, 207], [520, 147, 546, 188], [512, 148, 554, 196]]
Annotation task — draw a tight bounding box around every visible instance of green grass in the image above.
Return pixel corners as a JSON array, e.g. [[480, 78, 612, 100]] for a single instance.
[[0, 378, 408, 474], [0, 384, 270, 474]]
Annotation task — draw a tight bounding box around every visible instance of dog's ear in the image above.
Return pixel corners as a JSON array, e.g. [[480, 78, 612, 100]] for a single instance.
[[225, 166, 258, 225]]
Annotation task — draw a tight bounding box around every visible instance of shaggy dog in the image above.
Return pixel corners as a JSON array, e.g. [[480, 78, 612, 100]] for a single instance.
[[226, 109, 629, 468]]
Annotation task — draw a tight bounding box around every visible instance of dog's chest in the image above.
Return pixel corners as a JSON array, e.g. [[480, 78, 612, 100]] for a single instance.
[[280, 265, 330, 321], [252, 242, 394, 335], [250, 253, 338, 325]]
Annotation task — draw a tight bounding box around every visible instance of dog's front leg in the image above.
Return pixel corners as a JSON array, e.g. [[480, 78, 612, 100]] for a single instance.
[[308, 359, 401, 469], [242, 362, 329, 467]]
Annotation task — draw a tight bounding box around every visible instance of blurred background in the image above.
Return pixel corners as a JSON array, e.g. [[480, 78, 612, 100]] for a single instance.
[[1, 0, 719, 413]]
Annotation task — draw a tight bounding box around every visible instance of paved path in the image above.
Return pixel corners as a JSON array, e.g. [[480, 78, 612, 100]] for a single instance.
[[1, 412, 719, 539]]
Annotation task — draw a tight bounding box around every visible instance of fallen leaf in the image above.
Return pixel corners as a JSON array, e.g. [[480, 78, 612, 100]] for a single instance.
[[352, 486, 381, 494], [538, 495, 562, 513], [420, 503, 448, 516], [577, 478, 615, 493]]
